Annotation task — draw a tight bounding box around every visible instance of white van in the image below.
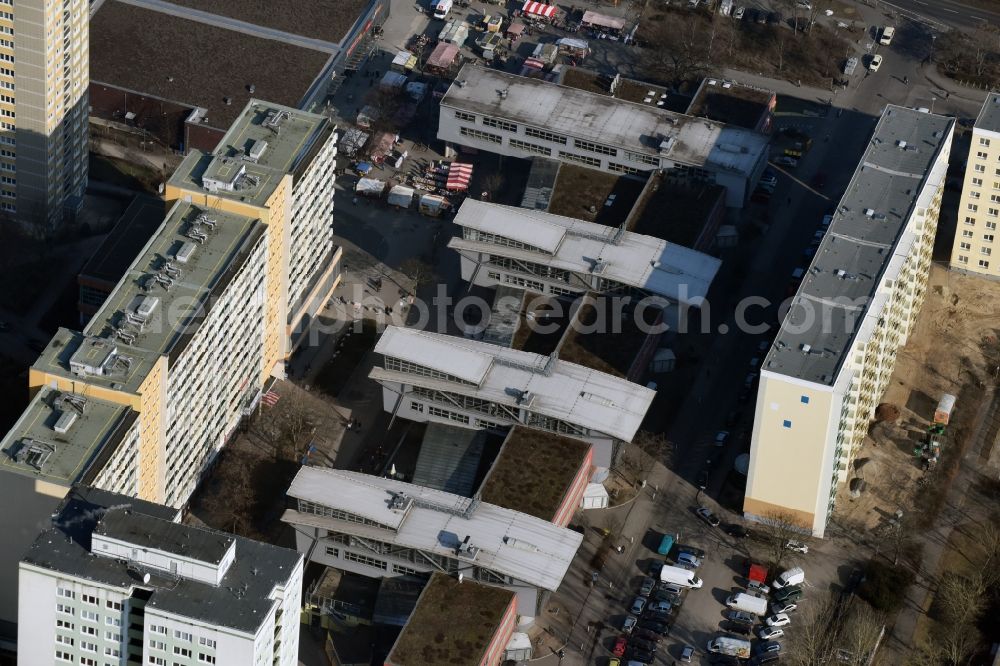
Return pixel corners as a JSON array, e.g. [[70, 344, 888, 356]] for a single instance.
[[879, 26, 894, 46], [772, 566, 805, 589], [659, 564, 704, 588]]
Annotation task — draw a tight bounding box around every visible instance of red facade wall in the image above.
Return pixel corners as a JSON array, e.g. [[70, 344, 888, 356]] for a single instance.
[[552, 446, 594, 527]]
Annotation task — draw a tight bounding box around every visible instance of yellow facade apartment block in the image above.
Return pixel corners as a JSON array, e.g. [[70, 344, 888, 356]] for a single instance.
[[949, 93, 1000, 277]]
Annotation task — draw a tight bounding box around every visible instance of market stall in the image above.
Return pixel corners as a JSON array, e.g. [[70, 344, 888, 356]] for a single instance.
[[521, 1, 557, 22], [556, 37, 590, 60], [580, 10, 626, 37], [506, 21, 526, 42], [426, 42, 460, 77], [446, 162, 474, 191]]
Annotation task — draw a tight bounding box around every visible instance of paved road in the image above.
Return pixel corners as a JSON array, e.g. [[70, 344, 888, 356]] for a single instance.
[[878, 0, 1000, 31]]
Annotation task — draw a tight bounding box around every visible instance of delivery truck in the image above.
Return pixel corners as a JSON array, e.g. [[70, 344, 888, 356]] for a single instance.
[[659, 564, 703, 588], [934, 394, 956, 425], [706, 635, 751, 658], [725, 592, 767, 616], [772, 566, 805, 589]]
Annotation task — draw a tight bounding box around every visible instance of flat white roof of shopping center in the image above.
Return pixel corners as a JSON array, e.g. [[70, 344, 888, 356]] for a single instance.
[[372, 326, 655, 442], [449, 200, 720, 304], [284, 467, 583, 591], [441, 65, 768, 176]]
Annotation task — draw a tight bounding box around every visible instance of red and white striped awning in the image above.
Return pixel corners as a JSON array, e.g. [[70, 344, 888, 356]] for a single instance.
[[523, 58, 545, 70], [446, 162, 473, 191], [522, 1, 557, 19]]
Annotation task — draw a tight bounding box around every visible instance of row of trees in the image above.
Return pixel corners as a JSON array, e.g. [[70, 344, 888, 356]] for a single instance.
[[785, 596, 886, 666]]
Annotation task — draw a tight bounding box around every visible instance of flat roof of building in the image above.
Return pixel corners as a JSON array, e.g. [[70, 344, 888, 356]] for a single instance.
[[626, 172, 726, 249], [371, 326, 655, 442], [80, 196, 167, 285], [411, 423, 489, 496], [687, 78, 774, 130], [448, 199, 721, 304], [478, 427, 589, 521], [150, 0, 369, 44], [34, 202, 264, 393], [170, 99, 334, 207], [24, 500, 301, 635], [90, 1, 334, 129], [95, 508, 234, 565], [559, 68, 690, 113], [0, 388, 137, 486], [764, 106, 954, 385], [443, 65, 768, 176], [387, 573, 514, 666], [547, 164, 646, 227], [976, 93, 1000, 134], [285, 467, 583, 591]]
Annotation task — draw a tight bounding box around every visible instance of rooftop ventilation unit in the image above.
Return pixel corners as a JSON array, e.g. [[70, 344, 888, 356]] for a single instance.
[[387, 492, 412, 513], [592, 257, 607, 275], [196, 215, 217, 230], [658, 137, 675, 154], [186, 228, 208, 244], [136, 296, 160, 320], [11, 438, 55, 470], [60, 394, 87, 415], [517, 390, 535, 408], [897, 140, 907, 149], [801, 344, 812, 353], [263, 109, 290, 134], [53, 410, 77, 434], [455, 535, 480, 560], [115, 329, 137, 345], [69, 338, 119, 377], [580, 391, 616, 408], [174, 241, 197, 264], [245, 139, 268, 163]]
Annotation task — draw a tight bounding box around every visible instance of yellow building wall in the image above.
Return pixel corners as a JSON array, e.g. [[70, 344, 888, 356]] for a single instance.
[[28, 369, 140, 409], [164, 177, 292, 383], [949, 127, 1000, 276], [136, 356, 168, 503], [744, 374, 836, 534]]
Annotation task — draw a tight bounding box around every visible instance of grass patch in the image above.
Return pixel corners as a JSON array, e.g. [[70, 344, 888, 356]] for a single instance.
[[478, 426, 589, 520], [388, 574, 514, 666], [314, 320, 377, 398], [548, 164, 645, 227]]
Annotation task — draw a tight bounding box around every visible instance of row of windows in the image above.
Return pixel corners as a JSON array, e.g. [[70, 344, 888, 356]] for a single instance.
[[344, 551, 388, 570], [297, 500, 393, 530], [558, 150, 601, 167], [508, 138, 552, 156], [482, 116, 517, 132], [459, 126, 502, 145], [524, 126, 568, 145], [384, 356, 478, 385], [966, 203, 1000, 216], [574, 138, 618, 156], [966, 190, 1000, 202], [427, 404, 470, 424], [454, 110, 475, 122], [954, 255, 990, 269]]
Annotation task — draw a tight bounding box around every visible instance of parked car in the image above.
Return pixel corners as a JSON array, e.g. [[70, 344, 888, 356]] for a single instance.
[[729, 610, 755, 624], [640, 577, 656, 596], [613, 636, 628, 656], [636, 628, 663, 642], [623, 615, 638, 634], [785, 540, 809, 554], [725, 523, 749, 538], [755, 640, 783, 655], [645, 609, 673, 624], [657, 582, 682, 595], [696, 507, 720, 527], [758, 626, 785, 640], [751, 654, 781, 665], [628, 648, 656, 665], [775, 156, 799, 168], [766, 613, 792, 627], [680, 644, 696, 662], [770, 601, 798, 614], [648, 600, 673, 613], [773, 586, 804, 603], [638, 620, 669, 635], [725, 620, 753, 636], [734, 6, 745, 19], [630, 596, 647, 615], [676, 552, 703, 568], [868, 54, 883, 72], [631, 637, 659, 653], [714, 430, 730, 447]]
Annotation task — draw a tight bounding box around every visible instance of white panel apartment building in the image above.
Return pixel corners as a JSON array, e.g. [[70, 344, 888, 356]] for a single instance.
[[447, 199, 721, 303], [744, 106, 953, 536], [282, 467, 583, 617], [369, 326, 655, 467], [438, 65, 769, 207], [18, 487, 302, 666], [168, 100, 343, 354]]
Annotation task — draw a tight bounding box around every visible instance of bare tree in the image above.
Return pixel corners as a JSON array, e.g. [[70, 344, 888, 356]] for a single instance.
[[774, 30, 789, 73], [399, 257, 436, 296], [756, 511, 804, 570], [840, 602, 886, 666], [936, 572, 988, 630], [641, 13, 709, 83], [633, 430, 675, 471], [936, 622, 980, 666], [784, 595, 840, 666]]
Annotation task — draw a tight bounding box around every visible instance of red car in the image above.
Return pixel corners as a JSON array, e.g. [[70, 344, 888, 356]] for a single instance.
[[613, 636, 628, 657]]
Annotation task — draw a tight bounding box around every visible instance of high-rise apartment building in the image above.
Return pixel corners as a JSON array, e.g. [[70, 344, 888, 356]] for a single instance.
[[9, 0, 89, 228], [18, 486, 302, 666], [948, 93, 1000, 277], [744, 106, 953, 537], [167, 99, 342, 355]]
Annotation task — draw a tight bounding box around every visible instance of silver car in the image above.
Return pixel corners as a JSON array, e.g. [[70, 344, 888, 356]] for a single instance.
[[676, 552, 702, 568]]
